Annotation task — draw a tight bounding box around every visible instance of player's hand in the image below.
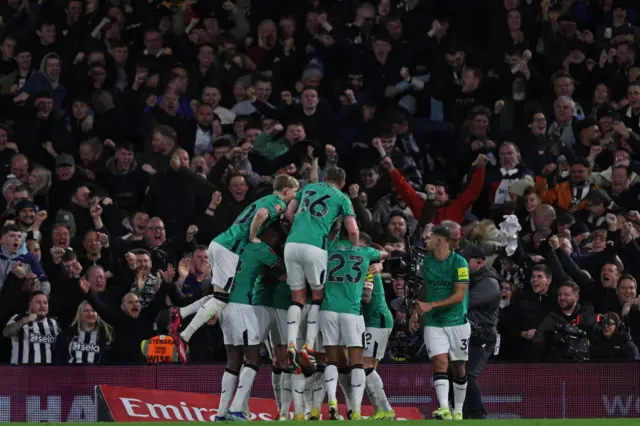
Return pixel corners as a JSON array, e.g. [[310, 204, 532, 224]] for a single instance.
[[368, 263, 383, 274], [521, 329, 536, 340], [24, 313, 38, 324], [414, 301, 434, 315], [250, 237, 262, 244]]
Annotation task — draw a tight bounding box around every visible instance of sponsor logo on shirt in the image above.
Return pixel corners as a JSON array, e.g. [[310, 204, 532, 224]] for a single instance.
[[457, 267, 469, 281], [427, 279, 452, 288], [28, 334, 57, 345], [70, 341, 101, 353]]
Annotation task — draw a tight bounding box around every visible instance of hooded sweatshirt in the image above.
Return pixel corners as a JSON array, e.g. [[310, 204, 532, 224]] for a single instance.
[[0, 243, 49, 295], [19, 52, 67, 118]]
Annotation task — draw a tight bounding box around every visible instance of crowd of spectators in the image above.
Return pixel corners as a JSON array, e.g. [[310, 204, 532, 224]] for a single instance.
[[0, 0, 640, 365]]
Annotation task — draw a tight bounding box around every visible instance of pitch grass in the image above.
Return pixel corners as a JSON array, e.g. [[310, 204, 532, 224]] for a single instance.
[[6, 422, 639, 425]]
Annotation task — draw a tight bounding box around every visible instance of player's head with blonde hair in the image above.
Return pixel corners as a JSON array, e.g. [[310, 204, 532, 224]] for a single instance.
[[273, 174, 300, 202], [325, 167, 347, 189]]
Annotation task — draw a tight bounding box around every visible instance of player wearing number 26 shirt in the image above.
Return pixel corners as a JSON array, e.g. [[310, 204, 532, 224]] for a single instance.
[[175, 175, 299, 349], [283, 168, 359, 367], [413, 225, 470, 421]]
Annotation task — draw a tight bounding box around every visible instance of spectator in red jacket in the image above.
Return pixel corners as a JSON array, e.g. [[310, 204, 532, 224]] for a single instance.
[[380, 154, 488, 225]]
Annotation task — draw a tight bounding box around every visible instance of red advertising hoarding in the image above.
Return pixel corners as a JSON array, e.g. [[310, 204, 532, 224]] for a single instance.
[[95, 385, 422, 421], [0, 363, 639, 421]]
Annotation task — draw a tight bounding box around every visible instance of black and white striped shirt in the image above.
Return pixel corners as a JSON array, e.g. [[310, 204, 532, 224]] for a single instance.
[[6, 313, 59, 365], [66, 330, 103, 364]]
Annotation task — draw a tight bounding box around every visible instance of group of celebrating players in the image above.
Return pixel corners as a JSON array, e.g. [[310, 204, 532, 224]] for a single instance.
[[165, 167, 471, 422]]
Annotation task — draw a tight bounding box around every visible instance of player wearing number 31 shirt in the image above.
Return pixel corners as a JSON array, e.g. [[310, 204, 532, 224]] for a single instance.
[[412, 225, 470, 421], [282, 167, 359, 369]]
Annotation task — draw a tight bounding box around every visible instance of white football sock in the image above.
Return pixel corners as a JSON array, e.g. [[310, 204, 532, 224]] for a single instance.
[[338, 369, 353, 413], [324, 364, 338, 402], [312, 366, 326, 409], [291, 372, 306, 415], [280, 373, 292, 417], [350, 366, 366, 414], [286, 304, 302, 347], [304, 304, 320, 349], [366, 369, 392, 412], [217, 369, 239, 416], [179, 295, 213, 318], [271, 368, 282, 413], [229, 364, 258, 413], [304, 373, 314, 415], [452, 375, 468, 414], [433, 373, 450, 410], [181, 297, 227, 342]]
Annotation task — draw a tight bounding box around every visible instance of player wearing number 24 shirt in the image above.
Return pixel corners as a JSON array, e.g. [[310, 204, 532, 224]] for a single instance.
[[173, 175, 299, 357], [282, 167, 360, 368], [412, 225, 470, 421]]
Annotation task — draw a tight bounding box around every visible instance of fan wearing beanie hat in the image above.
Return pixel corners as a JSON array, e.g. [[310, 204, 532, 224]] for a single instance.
[[13, 200, 46, 242]]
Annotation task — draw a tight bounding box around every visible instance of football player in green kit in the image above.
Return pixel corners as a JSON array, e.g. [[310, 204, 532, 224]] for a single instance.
[[362, 259, 395, 420], [217, 222, 287, 421], [269, 280, 326, 421], [283, 167, 359, 368], [320, 232, 388, 420], [412, 225, 470, 421], [172, 175, 299, 356]]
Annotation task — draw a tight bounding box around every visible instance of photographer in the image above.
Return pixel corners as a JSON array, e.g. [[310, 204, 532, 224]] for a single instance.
[[532, 281, 593, 361], [589, 312, 640, 361], [462, 245, 501, 419]]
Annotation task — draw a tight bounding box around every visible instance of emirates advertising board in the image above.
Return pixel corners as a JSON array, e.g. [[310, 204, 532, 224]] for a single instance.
[[0, 364, 638, 421]]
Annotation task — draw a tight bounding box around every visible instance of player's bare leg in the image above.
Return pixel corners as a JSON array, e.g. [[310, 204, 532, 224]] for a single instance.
[[364, 358, 394, 419], [216, 345, 242, 421], [450, 360, 467, 420], [346, 346, 365, 420], [228, 344, 262, 420], [432, 353, 453, 420], [286, 289, 307, 368]]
